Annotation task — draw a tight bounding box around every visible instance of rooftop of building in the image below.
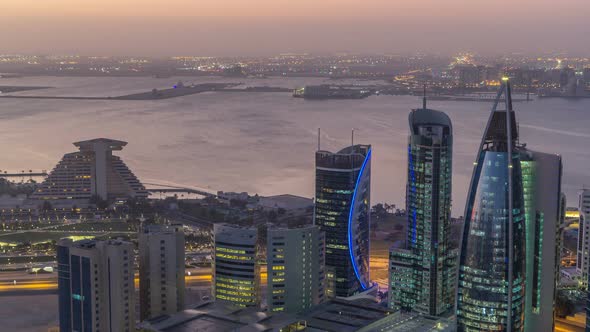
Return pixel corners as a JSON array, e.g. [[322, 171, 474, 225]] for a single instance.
[[337, 144, 371, 155], [73, 138, 128, 151], [267, 223, 318, 232], [140, 223, 183, 234], [214, 223, 258, 231], [138, 298, 411, 332], [257, 194, 313, 211], [316, 144, 371, 170], [379, 312, 455, 332], [138, 301, 299, 332], [214, 224, 259, 245], [409, 107, 452, 133], [316, 144, 370, 156], [294, 298, 394, 332], [58, 238, 131, 249]]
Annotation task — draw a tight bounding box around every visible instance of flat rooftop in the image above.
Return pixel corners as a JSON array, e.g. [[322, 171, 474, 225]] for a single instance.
[[258, 194, 313, 210], [298, 298, 394, 332], [161, 314, 245, 332], [73, 138, 127, 151], [139, 301, 298, 332]]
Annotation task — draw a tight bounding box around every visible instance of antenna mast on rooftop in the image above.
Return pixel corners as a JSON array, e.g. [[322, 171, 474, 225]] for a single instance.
[[423, 84, 427, 109]]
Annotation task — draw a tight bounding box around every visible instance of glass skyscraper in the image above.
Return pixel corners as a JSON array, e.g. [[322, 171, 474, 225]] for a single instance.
[[389, 105, 456, 316], [315, 144, 371, 298], [457, 80, 527, 331]]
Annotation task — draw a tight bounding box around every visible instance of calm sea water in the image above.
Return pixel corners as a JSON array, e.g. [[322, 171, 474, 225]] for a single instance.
[[0, 75, 588, 216]]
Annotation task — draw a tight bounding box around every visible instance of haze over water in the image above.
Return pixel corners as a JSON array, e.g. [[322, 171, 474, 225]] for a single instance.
[[2, 0, 589, 55], [0, 75, 588, 215]]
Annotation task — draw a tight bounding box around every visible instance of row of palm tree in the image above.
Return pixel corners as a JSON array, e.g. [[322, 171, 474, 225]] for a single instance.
[[0, 169, 47, 175]]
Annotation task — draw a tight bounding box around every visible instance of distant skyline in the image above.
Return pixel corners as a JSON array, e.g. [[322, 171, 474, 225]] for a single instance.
[[1, 0, 589, 56]]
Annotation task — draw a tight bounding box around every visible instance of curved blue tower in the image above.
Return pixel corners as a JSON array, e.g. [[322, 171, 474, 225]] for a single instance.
[[315, 144, 371, 297]]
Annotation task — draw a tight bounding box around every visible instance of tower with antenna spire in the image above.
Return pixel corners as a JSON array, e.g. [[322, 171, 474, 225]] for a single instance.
[[456, 78, 563, 332], [314, 134, 372, 298], [388, 91, 455, 316], [423, 84, 427, 109]]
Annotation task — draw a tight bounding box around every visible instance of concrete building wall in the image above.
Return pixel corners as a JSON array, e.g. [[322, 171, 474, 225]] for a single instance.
[[522, 151, 562, 332], [578, 189, 590, 288], [267, 225, 326, 313], [57, 238, 135, 332], [139, 224, 185, 320]]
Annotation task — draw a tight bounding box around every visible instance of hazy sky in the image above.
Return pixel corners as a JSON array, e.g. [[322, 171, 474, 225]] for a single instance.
[[1, 0, 589, 56]]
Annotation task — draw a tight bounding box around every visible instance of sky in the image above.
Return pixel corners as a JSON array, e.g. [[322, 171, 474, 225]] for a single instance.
[[1, 0, 589, 56]]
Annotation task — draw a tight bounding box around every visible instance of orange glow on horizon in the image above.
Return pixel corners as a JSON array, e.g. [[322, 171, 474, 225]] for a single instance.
[[1, 0, 580, 20]]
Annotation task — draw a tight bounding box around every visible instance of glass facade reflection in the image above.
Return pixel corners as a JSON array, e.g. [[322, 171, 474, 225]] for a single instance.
[[457, 81, 526, 332], [458, 151, 526, 331], [57, 245, 72, 332], [389, 107, 456, 316], [315, 144, 371, 298]]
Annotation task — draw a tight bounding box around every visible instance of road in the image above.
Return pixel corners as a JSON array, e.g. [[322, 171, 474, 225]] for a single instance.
[[556, 320, 585, 332], [555, 313, 586, 332], [0, 268, 215, 295], [163, 210, 213, 229]]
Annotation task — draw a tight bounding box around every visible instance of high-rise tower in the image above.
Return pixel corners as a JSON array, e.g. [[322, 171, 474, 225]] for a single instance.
[[213, 224, 261, 307], [389, 101, 456, 316], [57, 238, 135, 332], [315, 143, 371, 298], [578, 189, 590, 289], [139, 224, 185, 320], [267, 225, 326, 313], [457, 79, 527, 331], [520, 150, 563, 332]]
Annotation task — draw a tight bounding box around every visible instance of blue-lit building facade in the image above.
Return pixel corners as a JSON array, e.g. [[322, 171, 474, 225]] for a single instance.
[[457, 81, 527, 331], [315, 144, 371, 298], [58, 238, 135, 332], [389, 107, 456, 316]]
